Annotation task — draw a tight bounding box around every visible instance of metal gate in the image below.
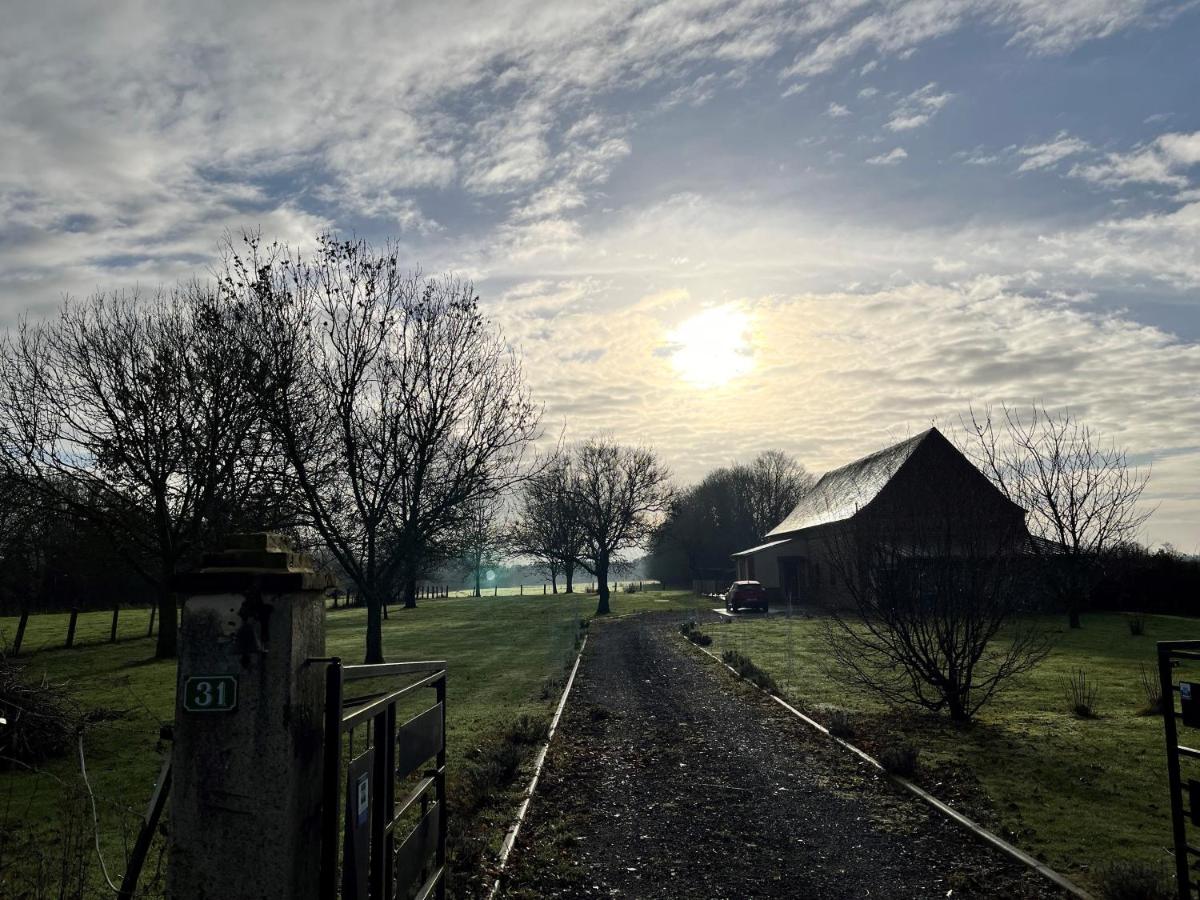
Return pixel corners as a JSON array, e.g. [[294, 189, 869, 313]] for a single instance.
[[319, 658, 448, 900], [1159, 640, 1200, 899]]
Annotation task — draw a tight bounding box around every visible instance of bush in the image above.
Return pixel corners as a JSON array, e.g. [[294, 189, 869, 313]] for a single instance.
[[0, 650, 79, 768], [721, 649, 779, 694], [826, 708, 856, 740], [679, 620, 712, 647], [507, 713, 550, 746], [879, 743, 920, 778], [1064, 668, 1099, 718], [1138, 663, 1163, 716], [1095, 860, 1173, 900], [622, 583, 638, 593], [1127, 613, 1147, 637]]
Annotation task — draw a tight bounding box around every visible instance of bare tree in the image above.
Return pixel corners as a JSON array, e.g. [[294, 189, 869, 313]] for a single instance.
[[962, 404, 1152, 628], [570, 440, 673, 615], [648, 450, 811, 584], [459, 498, 505, 598], [221, 234, 538, 662], [744, 450, 815, 540], [508, 451, 586, 594], [0, 287, 276, 658], [822, 508, 1050, 722]]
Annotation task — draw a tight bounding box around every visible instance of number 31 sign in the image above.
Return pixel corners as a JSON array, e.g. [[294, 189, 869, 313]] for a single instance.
[[183, 675, 239, 713]]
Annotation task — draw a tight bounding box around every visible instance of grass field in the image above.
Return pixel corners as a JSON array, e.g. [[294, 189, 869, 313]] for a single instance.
[[698, 609, 1196, 892], [0, 589, 697, 898]]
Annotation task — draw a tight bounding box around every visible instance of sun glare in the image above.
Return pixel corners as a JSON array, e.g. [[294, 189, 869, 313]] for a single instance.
[[667, 305, 754, 388]]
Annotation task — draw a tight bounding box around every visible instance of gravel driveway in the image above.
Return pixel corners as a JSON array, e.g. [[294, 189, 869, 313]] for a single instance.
[[498, 613, 1064, 899]]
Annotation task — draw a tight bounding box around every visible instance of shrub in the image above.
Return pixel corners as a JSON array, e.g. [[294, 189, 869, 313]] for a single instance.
[[622, 583, 638, 593], [0, 650, 79, 768], [879, 743, 920, 778], [1138, 663, 1164, 716], [1095, 860, 1173, 900], [1064, 668, 1099, 718], [826, 708, 856, 740], [721, 649, 779, 694], [1127, 614, 1147, 637], [507, 714, 550, 746], [679, 620, 714, 647]]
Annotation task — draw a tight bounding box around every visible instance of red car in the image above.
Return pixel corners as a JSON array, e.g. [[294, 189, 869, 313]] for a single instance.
[[725, 580, 768, 613]]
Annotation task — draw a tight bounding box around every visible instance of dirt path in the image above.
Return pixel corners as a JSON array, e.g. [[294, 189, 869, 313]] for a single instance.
[[499, 614, 1063, 900]]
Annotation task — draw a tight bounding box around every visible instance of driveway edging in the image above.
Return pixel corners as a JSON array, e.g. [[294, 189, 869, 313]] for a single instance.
[[686, 637, 1093, 900], [487, 633, 589, 899]]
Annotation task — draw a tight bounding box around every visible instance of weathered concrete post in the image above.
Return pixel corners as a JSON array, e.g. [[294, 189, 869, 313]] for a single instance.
[[168, 533, 332, 900]]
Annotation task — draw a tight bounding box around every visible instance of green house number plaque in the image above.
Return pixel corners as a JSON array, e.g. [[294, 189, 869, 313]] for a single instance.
[[183, 675, 238, 713]]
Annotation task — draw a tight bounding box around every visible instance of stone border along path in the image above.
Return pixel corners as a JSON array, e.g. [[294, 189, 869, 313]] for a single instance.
[[487, 634, 590, 900], [496, 612, 1069, 899]]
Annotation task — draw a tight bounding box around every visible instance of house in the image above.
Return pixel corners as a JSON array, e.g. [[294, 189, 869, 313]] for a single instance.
[[731, 427, 1027, 606]]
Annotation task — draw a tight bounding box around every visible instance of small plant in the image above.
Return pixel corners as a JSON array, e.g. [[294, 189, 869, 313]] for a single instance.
[[879, 743, 920, 778], [622, 583, 639, 593], [1127, 613, 1147, 637], [826, 708, 856, 740], [1095, 859, 1173, 900], [507, 713, 550, 746], [1137, 663, 1163, 716], [721, 649, 779, 694], [678, 619, 712, 646], [1064, 668, 1099, 718]]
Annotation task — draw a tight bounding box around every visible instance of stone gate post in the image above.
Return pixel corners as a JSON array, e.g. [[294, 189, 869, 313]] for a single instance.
[[168, 533, 332, 900]]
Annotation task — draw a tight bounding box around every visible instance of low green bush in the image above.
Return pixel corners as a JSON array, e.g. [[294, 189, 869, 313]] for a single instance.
[[720, 649, 779, 694], [879, 743, 920, 778], [1095, 860, 1173, 900], [679, 620, 712, 647]]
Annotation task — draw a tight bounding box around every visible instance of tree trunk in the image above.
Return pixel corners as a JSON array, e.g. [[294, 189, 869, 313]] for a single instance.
[[154, 581, 178, 659], [403, 576, 417, 610], [551, 573, 558, 594], [365, 594, 384, 663], [595, 556, 610, 615], [565, 565, 575, 594], [474, 566, 481, 598], [1068, 606, 1082, 629]]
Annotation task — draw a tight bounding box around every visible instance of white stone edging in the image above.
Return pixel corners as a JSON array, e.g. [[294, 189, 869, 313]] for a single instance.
[[686, 638, 1093, 900], [487, 633, 589, 899]]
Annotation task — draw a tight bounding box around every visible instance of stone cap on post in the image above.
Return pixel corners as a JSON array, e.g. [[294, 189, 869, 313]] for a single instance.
[[173, 532, 335, 595]]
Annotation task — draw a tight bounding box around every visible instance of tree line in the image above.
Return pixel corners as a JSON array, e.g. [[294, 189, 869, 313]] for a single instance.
[[0, 233, 674, 661]]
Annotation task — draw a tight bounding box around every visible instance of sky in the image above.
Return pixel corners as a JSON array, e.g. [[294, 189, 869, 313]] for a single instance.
[[1, 0, 1198, 549]]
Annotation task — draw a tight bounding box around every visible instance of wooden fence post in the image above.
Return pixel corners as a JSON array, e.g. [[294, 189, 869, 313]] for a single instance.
[[65, 608, 80, 648], [13, 609, 29, 656], [543, 584, 546, 595], [110, 605, 120, 642], [520, 584, 523, 596]]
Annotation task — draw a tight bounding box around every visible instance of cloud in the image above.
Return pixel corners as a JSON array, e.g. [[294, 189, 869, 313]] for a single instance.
[[826, 102, 852, 118], [1015, 131, 1091, 172], [1071, 131, 1200, 187], [489, 266, 1200, 548], [885, 82, 954, 131], [867, 147, 908, 165], [857, 86, 879, 98], [782, 0, 1178, 80]]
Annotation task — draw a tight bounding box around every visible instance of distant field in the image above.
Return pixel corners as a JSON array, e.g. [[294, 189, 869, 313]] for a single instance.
[[699, 610, 1196, 893], [0, 589, 696, 898]]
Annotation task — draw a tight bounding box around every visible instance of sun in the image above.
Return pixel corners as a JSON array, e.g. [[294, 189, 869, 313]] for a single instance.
[[667, 305, 754, 388]]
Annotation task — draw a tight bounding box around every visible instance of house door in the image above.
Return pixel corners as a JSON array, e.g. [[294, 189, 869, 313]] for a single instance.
[[779, 557, 800, 603]]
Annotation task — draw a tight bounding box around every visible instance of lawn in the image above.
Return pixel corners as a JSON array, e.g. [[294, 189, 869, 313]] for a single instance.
[[0, 589, 696, 898], [698, 609, 1196, 893]]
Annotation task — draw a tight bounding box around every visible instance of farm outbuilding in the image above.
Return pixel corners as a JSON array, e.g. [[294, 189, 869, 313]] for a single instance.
[[731, 427, 1027, 606]]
